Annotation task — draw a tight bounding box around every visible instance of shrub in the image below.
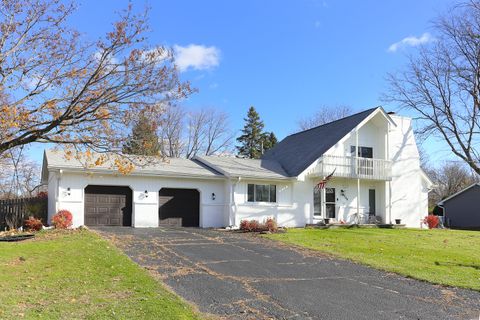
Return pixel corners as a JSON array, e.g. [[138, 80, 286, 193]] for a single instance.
[[52, 210, 73, 229], [240, 219, 260, 232], [240, 218, 278, 232], [264, 217, 278, 232], [240, 220, 250, 231], [24, 217, 43, 231], [423, 215, 439, 229], [248, 220, 260, 231], [37, 191, 48, 199]]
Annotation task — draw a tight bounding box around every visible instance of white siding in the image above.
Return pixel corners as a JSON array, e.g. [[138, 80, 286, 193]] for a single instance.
[[50, 171, 227, 228], [388, 115, 427, 227], [325, 118, 388, 159], [45, 112, 430, 229]]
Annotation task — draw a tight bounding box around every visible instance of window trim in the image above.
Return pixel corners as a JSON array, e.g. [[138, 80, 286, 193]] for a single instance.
[[247, 184, 277, 203]]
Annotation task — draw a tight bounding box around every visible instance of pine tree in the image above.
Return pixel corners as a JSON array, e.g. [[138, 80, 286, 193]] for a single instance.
[[123, 113, 160, 156], [236, 106, 267, 159], [262, 131, 278, 152]]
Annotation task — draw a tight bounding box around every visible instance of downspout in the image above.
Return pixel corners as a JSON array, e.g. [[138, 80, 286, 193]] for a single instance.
[[230, 177, 241, 227], [55, 169, 63, 214]]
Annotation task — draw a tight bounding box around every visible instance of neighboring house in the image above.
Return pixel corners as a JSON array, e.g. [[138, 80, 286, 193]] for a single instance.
[[438, 183, 480, 229], [41, 107, 432, 228]]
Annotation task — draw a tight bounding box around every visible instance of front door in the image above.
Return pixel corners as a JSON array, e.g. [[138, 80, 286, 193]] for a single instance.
[[325, 187, 336, 219]]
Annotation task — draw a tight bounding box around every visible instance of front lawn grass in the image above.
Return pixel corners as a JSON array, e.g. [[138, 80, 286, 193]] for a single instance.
[[265, 228, 480, 291], [0, 229, 202, 319]]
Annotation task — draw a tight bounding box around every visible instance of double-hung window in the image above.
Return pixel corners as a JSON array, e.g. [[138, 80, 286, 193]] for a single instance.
[[247, 184, 276, 203]]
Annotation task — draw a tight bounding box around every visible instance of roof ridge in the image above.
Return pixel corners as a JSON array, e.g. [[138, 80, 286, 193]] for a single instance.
[[285, 107, 379, 138]]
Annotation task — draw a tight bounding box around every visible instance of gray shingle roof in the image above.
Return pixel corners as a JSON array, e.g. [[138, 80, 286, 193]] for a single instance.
[[438, 183, 480, 205], [43, 108, 384, 181], [195, 156, 291, 180], [262, 107, 378, 176], [43, 150, 223, 179]]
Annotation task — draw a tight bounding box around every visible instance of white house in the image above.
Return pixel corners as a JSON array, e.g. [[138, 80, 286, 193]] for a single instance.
[[41, 107, 433, 228]]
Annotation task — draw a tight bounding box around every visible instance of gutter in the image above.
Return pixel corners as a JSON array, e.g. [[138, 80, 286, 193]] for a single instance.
[[48, 166, 227, 181]]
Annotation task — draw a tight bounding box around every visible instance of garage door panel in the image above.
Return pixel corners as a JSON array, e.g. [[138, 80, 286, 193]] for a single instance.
[[159, 188, 199, 227], [84, 185, 132, 227]]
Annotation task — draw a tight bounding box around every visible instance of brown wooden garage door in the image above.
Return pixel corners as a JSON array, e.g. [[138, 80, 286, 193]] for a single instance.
[[159, 188, 199, 227], [84, 185, 132, 226]]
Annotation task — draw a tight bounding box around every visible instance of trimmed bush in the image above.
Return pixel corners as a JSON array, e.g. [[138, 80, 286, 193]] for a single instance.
[[423, 215, 439, 229], [264, 217, 278, 232], [240, 220, 250, 231], [24, 217, 43, 231], [240, 218, 278, 232], [52, 210, 73, 229], [248, 220, 260, 231]]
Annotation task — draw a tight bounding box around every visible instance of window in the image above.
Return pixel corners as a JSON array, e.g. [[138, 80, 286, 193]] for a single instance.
[[313, 187, 321, 216], [247, 184, 276, 202], [350, 146, 373, 158]]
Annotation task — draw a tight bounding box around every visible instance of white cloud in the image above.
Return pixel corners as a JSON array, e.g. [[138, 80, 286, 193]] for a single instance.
[[174, 44, 220, 72], [388, 32, 434, 53]]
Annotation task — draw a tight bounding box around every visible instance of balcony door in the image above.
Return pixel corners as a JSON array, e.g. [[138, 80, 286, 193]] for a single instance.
[[351, 146, 374, 176]]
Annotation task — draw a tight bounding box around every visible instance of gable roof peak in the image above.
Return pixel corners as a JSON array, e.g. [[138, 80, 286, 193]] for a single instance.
[[287, 107, 380, 138], [262, 107, 385, 177]]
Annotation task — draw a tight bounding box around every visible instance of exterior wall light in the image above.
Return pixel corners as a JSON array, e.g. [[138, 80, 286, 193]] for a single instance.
[[211, 193, 216, 200]]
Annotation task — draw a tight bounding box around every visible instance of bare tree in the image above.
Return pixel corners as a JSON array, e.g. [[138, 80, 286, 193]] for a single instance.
[[158, 104, 186, 157], [185, 109, 208, 159], [160, 106, 233, 158], [297, 105, 352, 131], [0, 1, 191, 173], [0, 147, 39, 198], [203, 109, 234, 156], [426, 162, 478, 207], [385, 1, 480, 174]]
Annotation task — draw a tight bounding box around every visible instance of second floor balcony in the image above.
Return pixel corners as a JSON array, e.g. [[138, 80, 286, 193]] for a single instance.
[[310, 154, 392, 181]]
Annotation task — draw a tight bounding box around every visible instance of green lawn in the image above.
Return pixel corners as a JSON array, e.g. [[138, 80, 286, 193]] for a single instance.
[[0, 230, 202, 319], [266, 228, 480, 291]]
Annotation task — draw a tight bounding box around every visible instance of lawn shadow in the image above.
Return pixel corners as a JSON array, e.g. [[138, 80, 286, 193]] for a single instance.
[[434, 261, 480, 270]]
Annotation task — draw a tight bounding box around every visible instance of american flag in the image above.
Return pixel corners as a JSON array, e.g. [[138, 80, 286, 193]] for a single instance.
[[316, 169, 336, 189]]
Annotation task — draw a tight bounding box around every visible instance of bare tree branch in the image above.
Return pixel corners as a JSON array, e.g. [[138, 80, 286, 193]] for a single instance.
[[0, 1, 193, 172], [297, 105, 353, 132], [384, 1, 480, 174]]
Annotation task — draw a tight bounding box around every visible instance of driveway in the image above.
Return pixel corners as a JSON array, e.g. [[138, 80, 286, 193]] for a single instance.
[[96, 227, 480, 320]]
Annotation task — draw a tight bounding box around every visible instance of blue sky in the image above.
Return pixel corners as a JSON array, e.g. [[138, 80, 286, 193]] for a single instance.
[[28, 0, 456, 164]]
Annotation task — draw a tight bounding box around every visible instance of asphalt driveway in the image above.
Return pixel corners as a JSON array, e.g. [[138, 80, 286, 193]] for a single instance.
[[96, 227, 480, 320]]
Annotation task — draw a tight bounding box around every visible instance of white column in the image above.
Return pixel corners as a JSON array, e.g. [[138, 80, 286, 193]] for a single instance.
[[357, 178, 360, 224], [321, 187, 326, 219], [356, 129, 360, 224], [388, 181, 392, 224], [387, 123, 392, 224]]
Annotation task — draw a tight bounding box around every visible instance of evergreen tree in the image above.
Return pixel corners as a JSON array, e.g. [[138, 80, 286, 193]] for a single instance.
[[123, 113, 160, 156], [262, 131, 278, 152], [236, 106, 267, 159]]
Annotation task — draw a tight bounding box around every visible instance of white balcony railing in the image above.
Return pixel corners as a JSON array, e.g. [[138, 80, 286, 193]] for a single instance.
[[311, 155, 392, 181]]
